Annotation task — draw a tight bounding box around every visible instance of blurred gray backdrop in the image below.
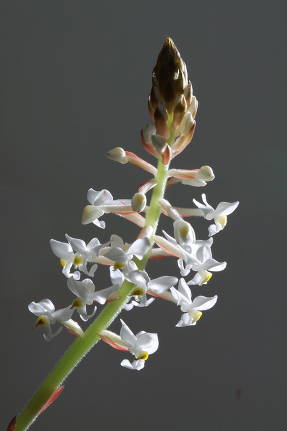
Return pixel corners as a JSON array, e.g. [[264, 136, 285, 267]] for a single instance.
[[1, 1, 286, 430]]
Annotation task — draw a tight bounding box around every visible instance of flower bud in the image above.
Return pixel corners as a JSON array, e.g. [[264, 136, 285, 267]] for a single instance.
[[151, 37, 189, 114], [106, 147, 128, 164], [132, 193, 147, 212], [198, 165, 215, 181], [151, 134, 166, 153]]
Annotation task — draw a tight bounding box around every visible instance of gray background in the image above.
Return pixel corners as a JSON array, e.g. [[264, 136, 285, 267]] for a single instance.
[[1, 1, 286, 429]]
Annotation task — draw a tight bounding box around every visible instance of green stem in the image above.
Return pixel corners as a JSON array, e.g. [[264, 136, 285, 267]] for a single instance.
[[14, 157, 170, 431]]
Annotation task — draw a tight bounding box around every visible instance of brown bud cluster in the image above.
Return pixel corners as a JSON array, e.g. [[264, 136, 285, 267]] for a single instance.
[[142, 37, 198, 160]]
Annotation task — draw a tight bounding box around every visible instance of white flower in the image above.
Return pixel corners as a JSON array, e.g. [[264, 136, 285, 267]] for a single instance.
[[170, 279, 218, 327], [50, 235, 101, 279], [178, 239, 227, 283], [100, 320, 159, 371], [158, 219, 226, 282], [81, 188, 132, 228], [93, 266, 125, 305], [193, 193, 239, 236], [101, 234, 151, 270], [67, 278, 97, 321], [119, 320, 159, 371], [28, 299, 83, 341], [124, 270, 178, 309]]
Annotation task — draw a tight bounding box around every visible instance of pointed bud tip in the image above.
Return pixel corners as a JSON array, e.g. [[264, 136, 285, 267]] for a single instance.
[[106, 147, 128, 164]]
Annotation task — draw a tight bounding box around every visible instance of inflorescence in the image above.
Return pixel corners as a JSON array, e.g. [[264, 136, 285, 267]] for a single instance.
[[29, 38, 239, 372]]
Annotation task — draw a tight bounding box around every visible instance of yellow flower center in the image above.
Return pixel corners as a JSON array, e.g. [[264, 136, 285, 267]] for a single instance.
[[72, 298, 84, 308], [132, 287, 145, 296], [113, 262, 125, 270], [73, 256, 84, 266], [60, 258, 67, 267], [137, 351, 149, 360], [179, 225, 190, 241], [35, 315, 49, 327]]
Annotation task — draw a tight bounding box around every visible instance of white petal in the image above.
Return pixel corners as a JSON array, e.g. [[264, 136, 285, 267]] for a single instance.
[[127, 238, 150, 259], [28, 298, 55, 316], [93, 285, 119, 304], [103, 247, 127, 263], [88, 188, 113, 205], [178, 278, 192, 302], [187, 272, 202, 286], [120, 320, 137, 346], [192, 295, 218, 311], [110, 267, 124, 285], [176, 312, 195, 327], [148, 276, 178, 294], [203, 259, 227, 272], [155, 235, 184, 258], [127, 270, 149, 289], [135, 332, 159, 355], [110, 234, 124, 248], [82, 205, 105, 225], [93, 219, 106, 229], [208, 223, 221, 236], [120, 359, 145, 371], [52, 306, 74, 322], [67, 278, 95, 304], [50, 239, 73, 260], [213, 201, 239, 217], [65, 234, 87, 254]]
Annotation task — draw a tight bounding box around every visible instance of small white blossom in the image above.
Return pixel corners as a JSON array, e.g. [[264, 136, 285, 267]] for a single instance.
[[28, 299, 83, 341], [81, 188, 132, 228], [119, 320, 159, 371], [101, 234, 150, 270], [170, 279, 218, 327], [50, 235, 101, 279], [193, 193, 239, 236], [124, 270, 178, 309], [67, 278, 97, 321], [100, 320, 159, 371], [158, 219, 226, 282], [93, 266, 125, 305]]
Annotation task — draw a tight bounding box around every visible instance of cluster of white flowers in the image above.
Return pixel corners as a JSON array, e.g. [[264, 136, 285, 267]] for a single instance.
[[29, 178, 238, 370], [28, 37, 239, 372]]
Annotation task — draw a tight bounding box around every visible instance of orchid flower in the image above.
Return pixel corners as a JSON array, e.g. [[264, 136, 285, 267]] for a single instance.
[[193, 193, 239, 236], [100, 234, 151, 270], [67, 278, 97, 321], [50, 235, 101, 279], [93, 266, 125, 305], [124, 270, 178, 309], [170, 279, 218, 327], [28, 299, 83, 341], [100, 320, 159, 371], [81, 188, 133, 228]]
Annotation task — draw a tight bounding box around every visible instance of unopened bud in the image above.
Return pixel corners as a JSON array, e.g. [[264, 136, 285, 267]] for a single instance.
[[154, 106, 169, 137], [132, 193, 147, 212], [173, 95, 187, 128], [151, 134, 166, 153], [198, 165, 215, 181], [106, 147, 128, 164], [151, 37, 189, 113]]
